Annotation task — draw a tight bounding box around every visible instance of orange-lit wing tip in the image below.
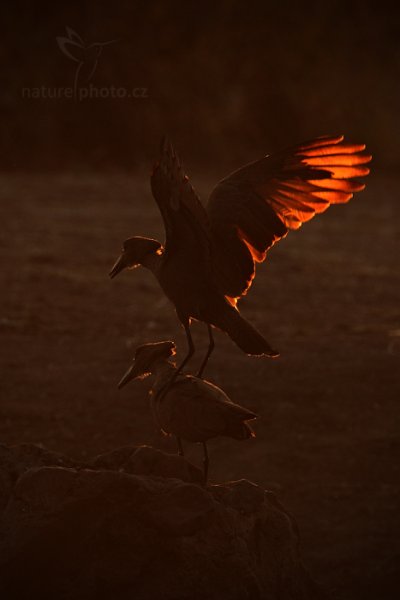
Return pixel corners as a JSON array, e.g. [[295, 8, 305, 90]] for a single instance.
[[269, 195, 309, 227], [296, 134, 344, 151], [308, 178, 366, 192], [302, 153, 372, 167], [237, 228, 267, 262], [274, 188, 318, 212], [226, 296, 238, 307], [283, 217, 303, 229], [304, 201, 330, 214], [278, 181, 352, 209], [278, 179, 320, 193], [311, 191, 353, 203], [312, 165, 370, 178], [277, 187, 330, 213], [297, 143, 366, 157]]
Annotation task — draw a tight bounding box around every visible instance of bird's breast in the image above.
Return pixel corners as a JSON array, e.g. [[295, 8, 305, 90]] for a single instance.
[[158, 255, 212, 319]]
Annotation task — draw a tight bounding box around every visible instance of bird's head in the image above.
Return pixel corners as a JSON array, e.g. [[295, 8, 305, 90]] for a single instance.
[[109, 236, 162, 279], [118, 341, 176, 389]]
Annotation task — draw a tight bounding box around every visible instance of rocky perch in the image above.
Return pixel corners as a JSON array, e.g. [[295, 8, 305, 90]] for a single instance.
[[0, 444, 324, 600]]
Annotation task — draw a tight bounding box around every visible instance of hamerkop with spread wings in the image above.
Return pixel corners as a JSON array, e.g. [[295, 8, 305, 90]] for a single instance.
[[110, 135, 371, 377], [118, 341, 256, 483]]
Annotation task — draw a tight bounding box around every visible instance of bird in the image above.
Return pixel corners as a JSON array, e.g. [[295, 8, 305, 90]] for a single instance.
[[110, 134, 371, 380], [117, 341, 257, 483]]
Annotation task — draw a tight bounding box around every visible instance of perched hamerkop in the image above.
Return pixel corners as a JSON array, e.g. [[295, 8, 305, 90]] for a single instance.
[[118, 341, 257, 483], [110, 135, 371, 376]]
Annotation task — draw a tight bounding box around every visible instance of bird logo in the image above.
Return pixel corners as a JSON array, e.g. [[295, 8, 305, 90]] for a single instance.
[[56, 26, 117, 98]]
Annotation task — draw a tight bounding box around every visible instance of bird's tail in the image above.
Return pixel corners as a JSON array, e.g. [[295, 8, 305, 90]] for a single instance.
[[212, 305, 279, 357], [242, 421, 256, 439], [226, 418, 256, 440]]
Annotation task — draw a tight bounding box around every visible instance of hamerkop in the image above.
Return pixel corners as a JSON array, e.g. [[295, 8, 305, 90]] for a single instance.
[[118, 341, 256, 483], [110, 135, 371, 377]]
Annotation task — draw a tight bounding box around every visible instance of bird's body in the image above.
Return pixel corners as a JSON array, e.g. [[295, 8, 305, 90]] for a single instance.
[[110, 135, 371, 377], [149, 250, 211, 321], [150, 362, 255, 444], [118, 341, 256, 481], [141, 246, 271, 363]]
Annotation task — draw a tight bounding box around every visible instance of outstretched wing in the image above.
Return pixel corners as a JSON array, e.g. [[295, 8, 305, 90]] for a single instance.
[[151, 137, 211, 266], [207, 135, 371, 300]]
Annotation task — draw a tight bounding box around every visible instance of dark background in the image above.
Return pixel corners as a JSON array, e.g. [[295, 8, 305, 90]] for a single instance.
[[1, 2, 399, 600], [1, 0, 399, 172]]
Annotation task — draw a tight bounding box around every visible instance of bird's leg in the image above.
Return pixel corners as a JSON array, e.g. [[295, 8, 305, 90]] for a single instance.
[[197, 324, 215, 378], [177, 437, 184, 457], [175, 322, 195, 376], [156, 323, 195, 402], [202, 442, 209, 485]]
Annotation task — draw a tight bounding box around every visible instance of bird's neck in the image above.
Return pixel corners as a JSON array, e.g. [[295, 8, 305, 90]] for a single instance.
[[141, 249, 163, 275], [151, 360, 177, 394]]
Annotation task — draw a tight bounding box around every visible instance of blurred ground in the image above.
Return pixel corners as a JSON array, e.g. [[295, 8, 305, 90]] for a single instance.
[[0, 172, 399, 599]]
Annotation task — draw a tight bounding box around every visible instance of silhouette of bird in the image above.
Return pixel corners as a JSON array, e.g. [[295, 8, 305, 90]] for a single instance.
[[110, 135, 371, 378], [117, 341, 256, 483]]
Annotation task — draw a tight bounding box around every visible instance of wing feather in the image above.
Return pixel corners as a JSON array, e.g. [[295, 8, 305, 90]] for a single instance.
[[295, 134, 345, 150], [151, 137, 211, 263], [207, 135, 371, 299], [298, 143, 366, 156], [308, 178, 365, 192], [301, 153, 371, 166]]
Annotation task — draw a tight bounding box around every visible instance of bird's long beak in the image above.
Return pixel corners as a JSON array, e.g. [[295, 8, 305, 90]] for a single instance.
[[118, 362, 143, 389], [109, 254, 127, 279]]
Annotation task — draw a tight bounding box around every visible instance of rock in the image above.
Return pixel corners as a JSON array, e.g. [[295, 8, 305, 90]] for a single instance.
[[0, 443, 81, 511], [212, 479, 267, 514], [92, 444, 204, 484], [0, 444, 325, 600]]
